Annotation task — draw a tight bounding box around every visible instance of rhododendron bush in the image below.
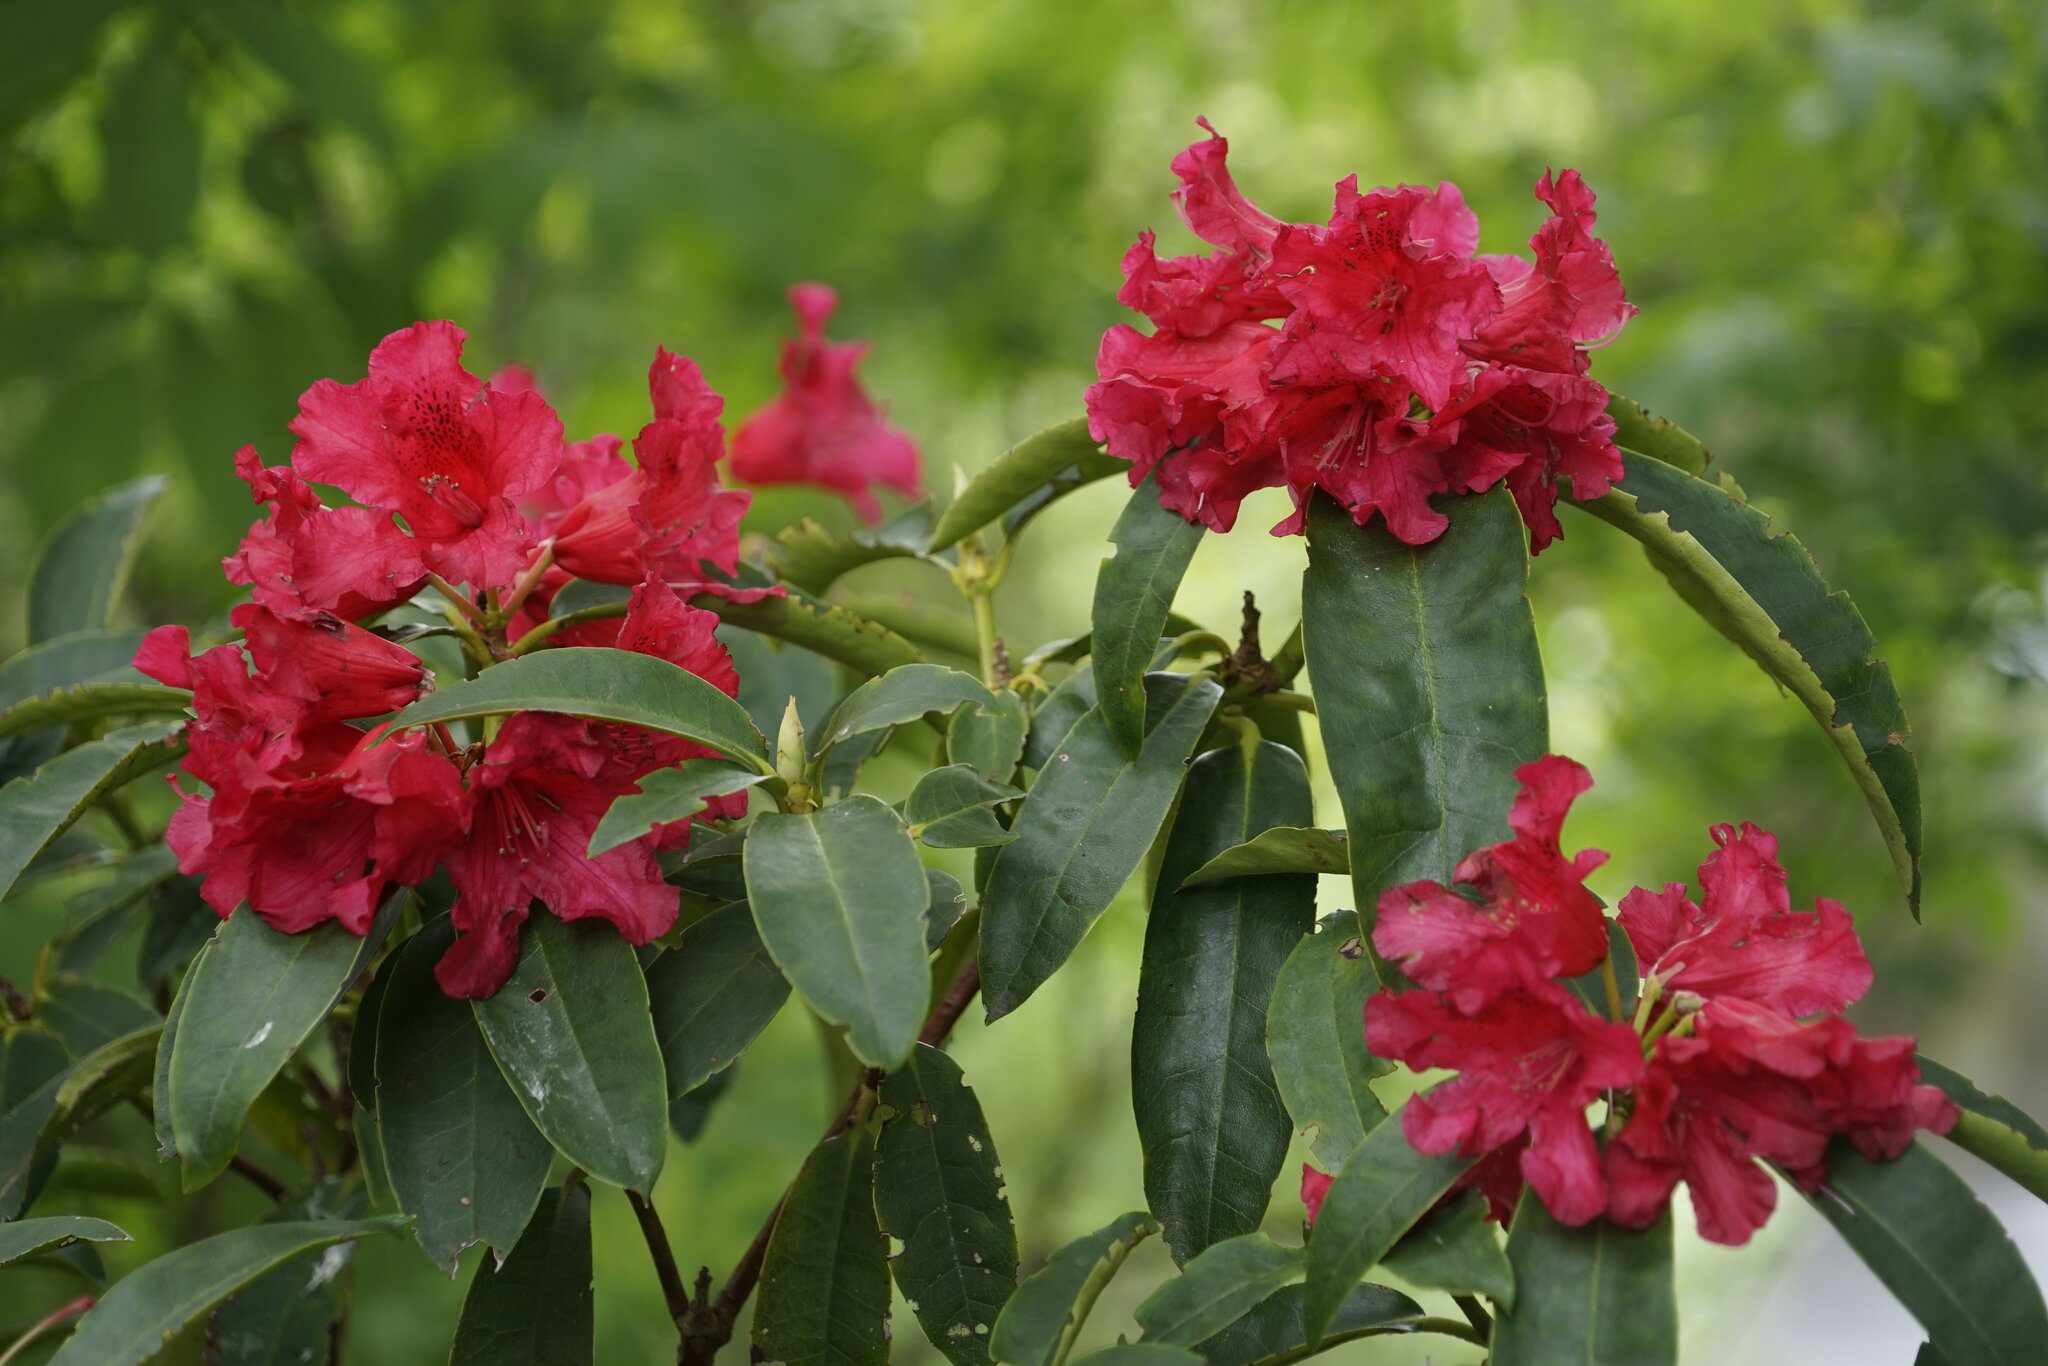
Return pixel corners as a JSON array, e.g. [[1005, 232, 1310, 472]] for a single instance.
[[2, 125, 2043, 1366]]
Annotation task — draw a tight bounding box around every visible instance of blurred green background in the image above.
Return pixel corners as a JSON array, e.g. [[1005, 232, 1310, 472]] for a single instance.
[[4, 0, 2046, 1361]]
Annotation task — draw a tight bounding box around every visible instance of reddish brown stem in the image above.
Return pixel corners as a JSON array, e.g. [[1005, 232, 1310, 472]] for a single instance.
[[0, 1295, 94, 1366], [228, 1153, 289, 1203]]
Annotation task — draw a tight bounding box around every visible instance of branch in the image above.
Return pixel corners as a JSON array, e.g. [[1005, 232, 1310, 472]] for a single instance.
[[676, 957, 983, 1366], [630, 1188, 694, 1329], [228, 1154, 289, 1203]]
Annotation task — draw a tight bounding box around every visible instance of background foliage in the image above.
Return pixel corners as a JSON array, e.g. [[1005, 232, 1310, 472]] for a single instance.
[[3, 0, 2045, 1360]]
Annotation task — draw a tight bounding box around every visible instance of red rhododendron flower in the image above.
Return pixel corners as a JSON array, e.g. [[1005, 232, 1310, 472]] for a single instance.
[[291, 321, 563, 589], [731, 284, 922, 523], [1373, 755, 1610, 1011], [225, 447, 427, 621], [1086, 121, 1632, 549], [1300, 1165, 1332, 1225]]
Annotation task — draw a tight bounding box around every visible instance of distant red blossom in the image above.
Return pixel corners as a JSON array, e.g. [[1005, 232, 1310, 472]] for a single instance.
[[1088, 121, 1632, 550]]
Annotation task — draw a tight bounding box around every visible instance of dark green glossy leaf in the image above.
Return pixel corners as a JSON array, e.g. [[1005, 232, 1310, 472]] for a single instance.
[[1301, 1115, 1472, 1343], [926, 869, 969, 949], [27, 476, 165, 642], [818, 663, 995, 753], [375, 921, 552, 1274], [36, 976, 155, 1058], [0, 1029, 67, 1219], [165, 900, 395, 1189], [1489, 1197, 1673, 1366], [45, 1217, 406, 1366], [982, 674, 1221, 1020], [647, 901, 790, 1098], [0, 1215, 129, 1267], [949, 690, 1030, 783], [1302, 487, 1547, 934], [929, 418, 1118, 551], [1606, 392, 1710, 476], [908, 764, 1021, 849], [589, 759, 766, 856], [771, 503, 937, 594], [348, 943, 397, 1113], [754, 1129, 891, 1366], [876, 1044, 1019, 1366], [1192, 1283, 1427, 1366], [1179, 827, 1347, 887], [449, 1183, 594, 1366], [990, 1211, 1157, 1366], [1918, 1057, 2048, 1150], [1804, 1140, 2048, 1366], [745, 795, 931, 1068], [1092, 471, 1205, 757], [53, 844, 176, 973], [0, 720, 184, 901], [388, 647, 771, 771], [669, 1068, 734, 1144], [0, 629, 146, 711], [1068, 1347, 1200, 1366], [472, 915, 669, 1193], [1020, 665, 1097, 772], [1379, 1192, 1513, 1306], [92, 30, 198, 252], [1134, 1233, 1304, 1346], [1134, 742, 1314, 1263], [1266, 915, 1389, 1170], [1920, 1058, 2048, 1203], [210, 1182, 364, 1366], [701, 586, 924, 678], [1578, 452, 1922, 911], [137, 876, 214, 992]]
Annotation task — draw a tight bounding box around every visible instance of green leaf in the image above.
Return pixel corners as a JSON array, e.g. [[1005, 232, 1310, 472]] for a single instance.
[[36, 976, 155, 1058], [0, 720, 184, 901], [1804, 1140, 2048, 1366], [1192, 1283, 1428, 1366], [388, 647, 771, 771], [744, 795, 931, 1069], [27, 476, 167, 642], [907, 764, 1022, 849], [1134, 742, 1314, 1263], [1577, 451, 1923, 911], [875, 1044, 1019, 1366], [647, 902, 790, 1098], [1135, 1233, 1304, 1346], [1067, 1347, 1202, 1366], [449, 1183, 595, 1366], [981, 674, 1222, 1020], [165, 900, 395, 1189], [702, 587, 925, 678], [589, 759, 766, 856], [1379, 1192, 1513, 1306], [52, 844, 177, 973], [45, 1217, 407, 1366], [471, 915, 669, 1193], [0, 629, 146, 711], [1566, 920, 1640, 1022], [1919, 1058, 2048, 1203], [754, 1129, 891, 1366], [1605, 392, 1710, 476], [92, 29, 198, 253], [1091, 471, 1205, 757], [1179, 827, 1348, 887], [0, 1029, 67, 1220], [42, 1025, 161, 1152], [0, 0, 120, 127], [929, 418, 1119, 551], [949, 690, 1030, 783], [1918, 1057, 2048, 1151], [0, 1215, 128, 1267], [1489, 1197, 1674, 1366], [989, 1211, 1157, 1366], [1266, 915, 1389, 1170], [210, 1181, 366, 1365], [818, 663, 995, 753], [771, 503, 937, 594], [925, 870, 969, 950], [1020, 664, 1098, 772], [1302, 487, 1547, 934], [0, 680, 191, 739], [375, 921, 553, 1274], [1301, 1115, 1472, 1343]]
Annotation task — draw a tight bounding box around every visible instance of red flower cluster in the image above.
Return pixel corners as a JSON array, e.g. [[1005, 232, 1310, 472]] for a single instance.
[[139, 322, 761, 999], [1087, 121, 1634, 550], [732, 284, 923, 523], [1301, 758, 1955, 1246]]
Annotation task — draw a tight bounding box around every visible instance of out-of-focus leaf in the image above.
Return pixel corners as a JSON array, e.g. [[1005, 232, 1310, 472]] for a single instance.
[[52, 844, 176, 973], [92, 38, 199, 253], [0, 1215, 129, 1267], [1066, 1347, 1200, 1366], [472, 915, 668, 1194], [1578, 452, 1922, 912], [0, 0, 121, 128], [201, 0, 391, 144], [589, 759, 765, 856], [0, 630, 146, 711], [1134, 1233, 1304, 1346], [725, 626, 844, 741], [449, 1182, 594, 1366], [770, 503, 937, 594], [906, 764, 1021, 848], [0, 1030, 68, 1220], [1489, 1196, 1672, 1365], [1133, 742, 1314, 1263], [0, 721, 183, 902], [669, 1068, 733, 1144], [817, 663, 994, 753], [925, 869, 968, 949], [35, 976, 155, 1058], [388, 648, 771, 771], [1091, 471, 1204, 757], [1378, 1192, 1513, 1305], [754, 1129, 891, 1366], [981, 674, 1221, 1020], [1192, 1283, 1428, 1366], [209, 1181, 365, 1366], [1266, 915, 1389, 1170], [745, 795, 930, 1068], [1179, 827, 1348, 887], [46, 1217, 407, 1366], [875, 1044, 1018, 1366], [989, 1211, 1157, 1366], [929, 418, 1118, 551], [1302, 488, 1546, 936], [137, 875, 214, 991], [4, 1026, 159, 1219], [646, 901, 790, 1098]]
